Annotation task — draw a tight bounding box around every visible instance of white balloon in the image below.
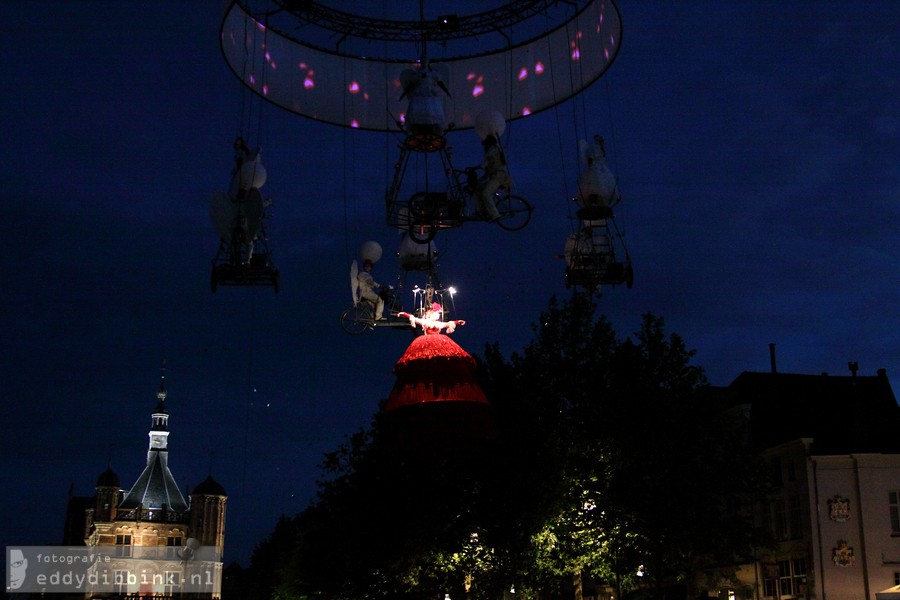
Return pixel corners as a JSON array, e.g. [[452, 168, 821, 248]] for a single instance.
[[238, 159, 267, 190], [359, 240, 383, 263], [474, 109, 506, 140]]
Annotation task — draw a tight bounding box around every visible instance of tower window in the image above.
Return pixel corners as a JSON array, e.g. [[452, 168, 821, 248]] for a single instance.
[[166, 535, 183, 558], [115, 534, 132, 557], [114, 570, 129, 595]]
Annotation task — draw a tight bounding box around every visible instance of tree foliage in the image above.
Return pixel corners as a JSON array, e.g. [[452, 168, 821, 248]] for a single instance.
[[237, 296, 769, 599]]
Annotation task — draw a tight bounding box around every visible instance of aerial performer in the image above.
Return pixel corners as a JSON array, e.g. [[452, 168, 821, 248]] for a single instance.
[[354, 241, 392, 321], [228, 136, 266, 199], [399, 62, 451, 138], [575, 134, 620, 220], [472, 110, 512, 222], [395, 303, 470, 371], [399, 302, 465, 335], [386, 302, 492, 453], [210, 136, 268, 265]]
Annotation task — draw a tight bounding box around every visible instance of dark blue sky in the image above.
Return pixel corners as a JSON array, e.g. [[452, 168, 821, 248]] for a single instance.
[[1, 2, 898, 566]]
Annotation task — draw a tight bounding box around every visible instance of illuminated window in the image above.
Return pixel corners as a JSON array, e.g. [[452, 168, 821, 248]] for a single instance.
[[114, 570, 129, 595], [115, 534, 132, 557], [164, 570, 180, 596], [762, 559, 806, 599], [890, 491, 900, 535], [167, 535, 183, 558]]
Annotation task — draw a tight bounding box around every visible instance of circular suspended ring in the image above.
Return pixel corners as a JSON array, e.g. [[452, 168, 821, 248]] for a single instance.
[[219, 0, 623, 131]]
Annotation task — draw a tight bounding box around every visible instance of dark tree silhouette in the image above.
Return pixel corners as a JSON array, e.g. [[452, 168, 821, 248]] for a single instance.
[[243, 296, 770, 600]]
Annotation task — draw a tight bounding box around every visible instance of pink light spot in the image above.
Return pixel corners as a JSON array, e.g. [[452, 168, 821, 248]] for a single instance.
[[522, 107, 531, 116], [263, 84, 269, 96], [304, 77, 314, 90], [535, 62, 545, 74], [350, 119, 360, 128], [255, 21, 265, 31], [298, 62, 308, 70], [348, 81, 360, 94], [363, 92, 370, 100], [576, 31, 583, 39], [472, 85, 484, 97], [604, 48, 610, 60], [270, 60, 277, 70], [307, 69, 315, 76], [571, 48, 581, 60], [265, 52, 271, 61], [466, 73, 477, 81], [400, 113, 406, 124], [249, 74, 256, 85], [518, 68, 528, 81]]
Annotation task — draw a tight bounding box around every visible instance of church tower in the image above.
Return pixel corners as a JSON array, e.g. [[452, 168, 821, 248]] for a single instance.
[[73, 375, 226, 598], [190, 475, 227, 550], [93, 466, 122, 522], [117, 375, 189, 515]]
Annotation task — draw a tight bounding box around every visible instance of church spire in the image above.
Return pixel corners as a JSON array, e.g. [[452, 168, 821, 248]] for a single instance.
[[150, 374, 170, 448], [119, 374, 188, 512]]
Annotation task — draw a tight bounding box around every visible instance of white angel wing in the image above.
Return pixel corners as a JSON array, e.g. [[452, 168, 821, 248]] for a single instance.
[[350, 260, 359, 304]]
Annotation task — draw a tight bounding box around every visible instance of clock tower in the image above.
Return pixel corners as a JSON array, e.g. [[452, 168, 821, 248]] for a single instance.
[[149, 376, 170, 451]]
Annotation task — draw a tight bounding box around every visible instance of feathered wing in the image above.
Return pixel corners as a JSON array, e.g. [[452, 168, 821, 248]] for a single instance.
[[350, 260, 359, 304]]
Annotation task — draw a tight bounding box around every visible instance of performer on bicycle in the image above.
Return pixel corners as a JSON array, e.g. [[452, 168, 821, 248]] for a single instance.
[[474, 134, 512, 222], [358, 259, 390, 321], [472, 110, 512, 222]]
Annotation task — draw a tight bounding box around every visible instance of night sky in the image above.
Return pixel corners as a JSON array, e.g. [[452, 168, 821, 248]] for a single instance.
[[2, 2, 898, 566]]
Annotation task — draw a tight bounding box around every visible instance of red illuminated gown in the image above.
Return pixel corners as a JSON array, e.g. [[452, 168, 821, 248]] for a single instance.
[[385, 325, 487, 411]]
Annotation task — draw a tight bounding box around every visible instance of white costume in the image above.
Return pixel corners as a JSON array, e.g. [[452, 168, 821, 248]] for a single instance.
[[576, 136, 619, 208], [475, 136, 512, 221], [358, 263, 385, 320], [400, 66, 450, 136]]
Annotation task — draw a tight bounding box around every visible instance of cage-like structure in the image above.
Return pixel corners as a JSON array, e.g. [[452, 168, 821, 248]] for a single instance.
[[219, 0, 622, 131]]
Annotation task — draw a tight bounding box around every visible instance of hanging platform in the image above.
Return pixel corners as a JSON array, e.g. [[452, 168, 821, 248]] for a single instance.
[[211, 252, 280, 293]]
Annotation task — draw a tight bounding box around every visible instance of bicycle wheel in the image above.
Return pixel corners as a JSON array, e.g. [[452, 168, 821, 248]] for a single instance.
[[340, 304, 373, 335], [495, 195, 532, 231]]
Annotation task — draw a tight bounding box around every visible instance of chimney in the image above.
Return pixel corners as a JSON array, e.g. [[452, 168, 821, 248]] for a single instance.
[[848, 361, 859, 378], [768, 343, 777, 373]]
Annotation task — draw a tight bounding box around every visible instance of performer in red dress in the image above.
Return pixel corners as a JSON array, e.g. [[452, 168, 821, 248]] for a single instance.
[[388, 303, 484, 410]]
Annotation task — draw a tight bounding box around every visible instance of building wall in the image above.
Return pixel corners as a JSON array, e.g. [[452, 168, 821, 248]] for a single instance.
[[707, 445, 900, 600], [808, 454, 900, 600], [83, 495, 225, 598]]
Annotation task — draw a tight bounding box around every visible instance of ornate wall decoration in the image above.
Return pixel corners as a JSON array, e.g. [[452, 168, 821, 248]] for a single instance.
[[828, 495, 851, 522], [832, 539, 855, 567]]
